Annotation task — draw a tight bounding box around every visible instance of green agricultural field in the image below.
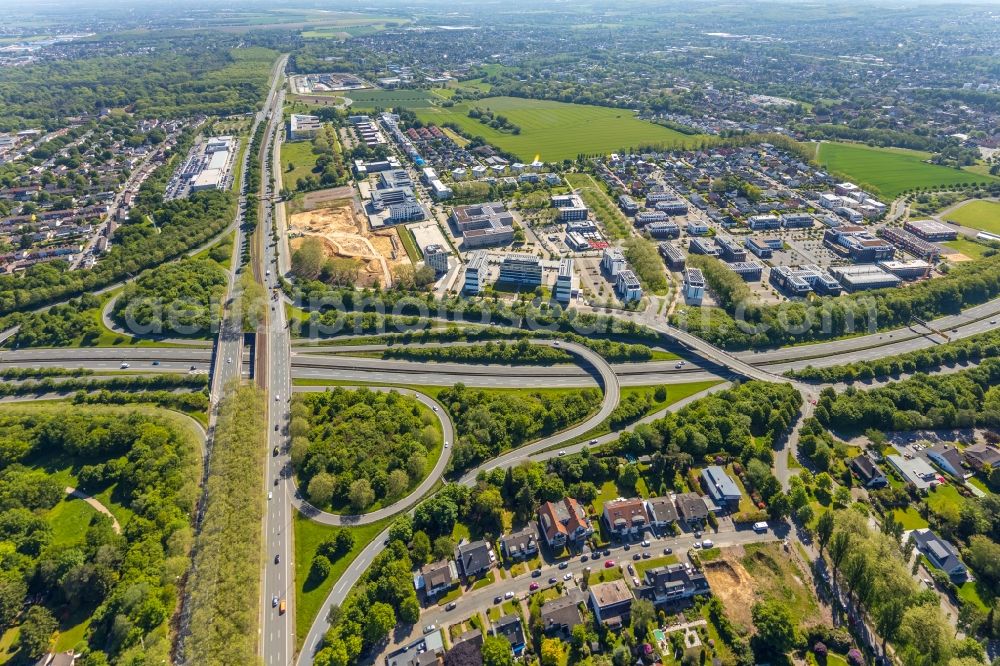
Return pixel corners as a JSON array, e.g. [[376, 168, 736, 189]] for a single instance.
[[942, 199, 1000, 235], [347, 88, 438, 109], [415, 97, 699, 162], [815, 142, 997, 199]]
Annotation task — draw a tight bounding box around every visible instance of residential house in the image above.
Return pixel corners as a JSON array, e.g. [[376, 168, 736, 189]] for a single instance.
[[493, 615, 526, 656], [886, 455, 939, 490], [500, 522, 539, 561], [675, 492, 709, 527], [589, 579, 634, 628], [386, 632, 445, 666], [540, 590, 586, 636], [637, 563, 711, 606], [700, 466, 742, 508], [964, 444, 1000, 472], [34, 654, 76, 666], [537, 497, 593, 549], [645, 496, 678, 531], [850, 456, 888, 489], [926, 444, 970, 480], [602, 497, 650, 539], [454, 540, 495, 579], [911, 529, 968, 579], [415, 559, 458, 598]]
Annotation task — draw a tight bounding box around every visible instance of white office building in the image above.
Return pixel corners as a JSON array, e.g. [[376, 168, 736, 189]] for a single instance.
[[463, 252, 487, 294]]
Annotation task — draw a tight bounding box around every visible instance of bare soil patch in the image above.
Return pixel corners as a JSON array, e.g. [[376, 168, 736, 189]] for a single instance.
[[703, 547, 755, 630], [288, 193, 410, 288]]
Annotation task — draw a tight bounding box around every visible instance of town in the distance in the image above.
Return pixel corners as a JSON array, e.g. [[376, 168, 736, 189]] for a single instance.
[[1, 2, 1000, 666]]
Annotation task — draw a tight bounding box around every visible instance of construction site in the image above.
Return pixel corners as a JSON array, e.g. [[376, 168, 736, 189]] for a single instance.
[[287, 188, 410, 288]]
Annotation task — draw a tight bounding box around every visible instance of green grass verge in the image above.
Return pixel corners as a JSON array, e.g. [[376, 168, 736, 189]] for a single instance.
[[281, 139, 321, 191], [941, 237, 990, 260], [942, 199, 1000, 235], [398, 225, 422, 262], [815, 142, 997, 199], [293, 514, 392, 650]]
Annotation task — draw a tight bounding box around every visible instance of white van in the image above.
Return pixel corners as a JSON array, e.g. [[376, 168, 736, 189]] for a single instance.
[[753, 521, 769, 533]]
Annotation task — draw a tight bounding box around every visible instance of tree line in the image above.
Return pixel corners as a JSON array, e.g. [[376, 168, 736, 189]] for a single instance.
[[383, 340, 573, 366], [813, 358, 1000, 432], [789, 327, 1000, 383], [182, 383, 266, 665], [0, 372, 207, 398]]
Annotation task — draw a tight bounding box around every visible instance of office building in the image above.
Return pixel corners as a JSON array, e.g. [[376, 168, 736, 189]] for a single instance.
[[636, 210, 669, 227], [424, 244, 450, 274], [463, 252, 487, 294], [781, 213, 814, 229], [647, 221, 680, 239], [770, 265, 842, 296], [879, 260, 932, 280], [727, 261, 763, 281], [746, 237, 773, 259], [288, 114, 321, 140], [616, 269, 643, 302], [452, 202, 515, 248], [601, 247, 627, 276], [688, 237, 719, 256], [715, 235, 747, 262], [655, 199, 688, 216], [824, 226, 895, 262], [683, 268, 705, 304], [658, 242, 685, 271], [879, 227, 941, 262], [429, 180, 452, 200], [553, 258, 576, 304], [686, 221, 709, 235], [498, 253, 542, 286], [905, 219, 958, 241], [551, 194, 588, 221], [618, 195, 639, 215], [829, 264, 902, 292], [370, 187, 426, 225], [747, 214, 781, 231]]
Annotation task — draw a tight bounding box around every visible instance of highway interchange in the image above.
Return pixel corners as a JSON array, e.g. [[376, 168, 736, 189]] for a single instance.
[[2, 54, 999, 666]]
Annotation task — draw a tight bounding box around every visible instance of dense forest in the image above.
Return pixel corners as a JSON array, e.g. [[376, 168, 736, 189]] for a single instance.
[[0, 40, 276, 131], [292, 388, 439, 512], [441, 384, 602, 471], [113, 257, 227, 337], [678, 252, 1000, 349], [0, 403, 200, 665], [814, 359, 1000, 431]]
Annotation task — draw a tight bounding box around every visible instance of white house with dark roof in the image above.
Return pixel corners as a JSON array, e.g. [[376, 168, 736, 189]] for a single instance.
[[911, 529, 967, 579], [926, 444, 971, 480]]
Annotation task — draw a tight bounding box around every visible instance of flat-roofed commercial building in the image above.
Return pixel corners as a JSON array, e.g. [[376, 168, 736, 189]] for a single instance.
[[553, 258, 576, 304], [829, 264, 902, 292], [727, 261, 763, 281], [463, 251, 487, 295], [452, 202, 515, 248], [905, 219, 958, 241], [288, 114, 322, 140], [424, 243, 450, 274], [879, 259, 932, 280], [551, 194, 588, 221], [683, 268, 704, 304], [498, 253, 542, 286], [616, 269, 643, 302], [879, 227, 941, 262], [658, 242, 685, 271]]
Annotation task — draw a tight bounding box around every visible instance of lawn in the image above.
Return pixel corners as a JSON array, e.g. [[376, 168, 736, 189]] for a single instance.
[[942, 199, 1000, 235], [635, 554, 678, 578], [47, 497, 99, 546], [398, 225, 423, 262], [815, 142, 997, 199], [281, 139, 321, 191], [415, 97, 699, 162], [942, 237, 990, 260], [925, 483, 964, 518], [585, 565, 623, 586], [956, 580, 993, 612], [293, 514, 392, 649], [347, 88, 438, 109], [564, 172, 631, 239], [892, 506, 928, 530]]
